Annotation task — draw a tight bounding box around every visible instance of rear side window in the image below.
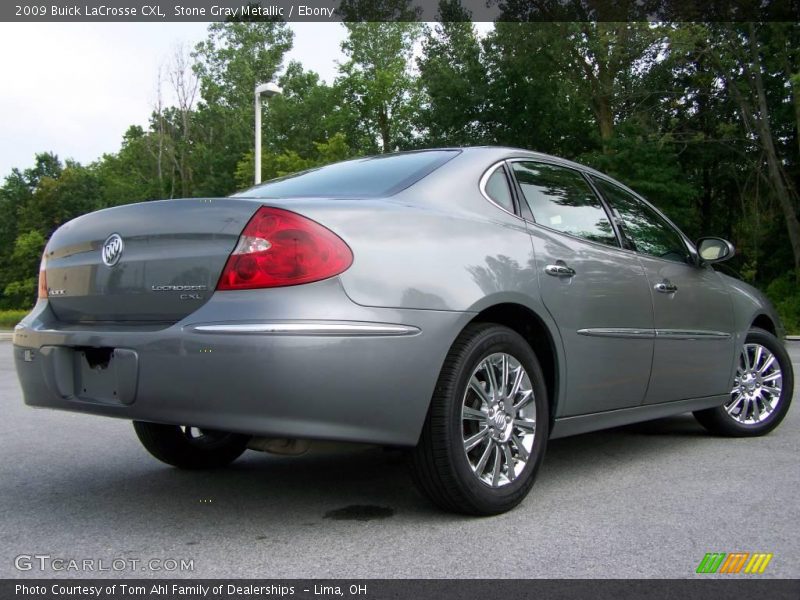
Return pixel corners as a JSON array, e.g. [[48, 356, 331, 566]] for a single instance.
[[482, 165, 515, 213], [591, 177, 689, 263], [235, 150, 460, 199], [511, 162, 618, 247]]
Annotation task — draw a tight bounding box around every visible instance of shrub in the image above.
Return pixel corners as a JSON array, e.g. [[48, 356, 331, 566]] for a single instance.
[[0, 309, 29, 330], [765, 275, 800, 336]]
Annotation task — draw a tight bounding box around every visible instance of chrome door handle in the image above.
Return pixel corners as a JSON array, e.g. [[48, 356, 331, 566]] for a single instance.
[[654, 280, 678, 293], [545, 264, 576, 277]]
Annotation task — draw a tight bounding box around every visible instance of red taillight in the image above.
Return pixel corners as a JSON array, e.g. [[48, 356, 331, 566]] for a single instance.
[[216, 206, 353, 290], [37, 255, 47, 299]]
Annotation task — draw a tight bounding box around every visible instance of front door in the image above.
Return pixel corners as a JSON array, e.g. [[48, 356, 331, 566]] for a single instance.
[[510, 161, 655, 417], [590, 176, 736, 404]]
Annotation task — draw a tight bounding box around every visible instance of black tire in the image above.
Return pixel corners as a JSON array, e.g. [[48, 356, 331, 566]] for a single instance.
[[693, 328, 794, 437], [133, 421, 250, 469], [409, 323, 549, 515]]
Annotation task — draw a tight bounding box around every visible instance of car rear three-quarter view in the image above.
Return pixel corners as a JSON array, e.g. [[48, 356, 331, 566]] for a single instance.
[[13, 147, 795, 515]]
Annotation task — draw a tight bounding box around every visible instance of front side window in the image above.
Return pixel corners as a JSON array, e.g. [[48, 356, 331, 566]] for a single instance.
[[483, 165, 515, 213], [591, 177, 689, 264], [511, 162, 618, 247]]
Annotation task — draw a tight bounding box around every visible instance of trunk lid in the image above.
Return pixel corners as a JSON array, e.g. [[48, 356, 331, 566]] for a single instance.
[[43, 198, 259, 323]]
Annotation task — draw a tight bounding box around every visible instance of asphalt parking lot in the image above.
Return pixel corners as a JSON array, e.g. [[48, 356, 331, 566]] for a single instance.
[[0, 340, 797, 579]]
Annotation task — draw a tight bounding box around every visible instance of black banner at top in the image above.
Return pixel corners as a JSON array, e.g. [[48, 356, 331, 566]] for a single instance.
[[2, 0, 800, 22]]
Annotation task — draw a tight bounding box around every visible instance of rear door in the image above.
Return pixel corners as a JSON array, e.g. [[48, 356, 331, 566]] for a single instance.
[[509, 161, 655, 416], [590, 176, 736, 404]]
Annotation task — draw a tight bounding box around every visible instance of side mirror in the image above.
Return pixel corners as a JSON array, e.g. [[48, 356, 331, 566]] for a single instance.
[[696, 237, 735, 264]]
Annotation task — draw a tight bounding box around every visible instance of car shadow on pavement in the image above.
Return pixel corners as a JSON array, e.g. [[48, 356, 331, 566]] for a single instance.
[[617, 414, 711, 437], [536, 413, 715, 488], [6, 414, 720, 535]]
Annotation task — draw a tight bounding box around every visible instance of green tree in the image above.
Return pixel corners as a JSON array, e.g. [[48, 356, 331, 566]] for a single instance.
[[718, 23, 800, 280], [667, 23, 800, 280], [337, 21, 423, 152], [96, 125, 173, 204], [191, 21, 294, 195], [234, 132, 356, 189], [18, 161, 101, 237], [193, 21, 293, 109], [480, 23, 593, 155], [0, 155, 102, 308], [2, 230, 46, 309], [417, 1, 490, 145], [262, 61, 368, 158], [314, 132, 353, 164]]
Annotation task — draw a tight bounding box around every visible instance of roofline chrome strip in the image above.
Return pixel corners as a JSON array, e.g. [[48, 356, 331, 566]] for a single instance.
[[189, 322, 421, 336]]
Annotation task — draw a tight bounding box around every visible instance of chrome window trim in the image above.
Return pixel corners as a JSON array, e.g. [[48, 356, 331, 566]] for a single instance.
[[525, 220, 625, 253], [588, 173, 698, 265], [188, 322, 421, 336], [500, 156, 697, 262], [479, 161, 523, 220], [506, 158, 622, 249]]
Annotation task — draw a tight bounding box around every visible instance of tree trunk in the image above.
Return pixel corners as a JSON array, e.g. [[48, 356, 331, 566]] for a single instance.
[[596, 23, 622, 152], [775, 24, 800, 158], [576, 23, 615, 152], [378, 106, 390, 153], [593, 95, 614, 148], [747, 25, 800, 279], [180, 110, 191, 198], [700, 166, 713, 234], [790, 71, 800, 158]]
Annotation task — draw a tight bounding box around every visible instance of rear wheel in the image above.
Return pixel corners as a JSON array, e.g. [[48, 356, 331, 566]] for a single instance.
[[410, 323, 549, 515], [694, 328, 793, 437], [133, 421, 250, 469]]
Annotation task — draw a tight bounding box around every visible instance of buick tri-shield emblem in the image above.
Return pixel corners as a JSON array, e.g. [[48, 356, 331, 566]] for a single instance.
[[101, 233, 124, 267]]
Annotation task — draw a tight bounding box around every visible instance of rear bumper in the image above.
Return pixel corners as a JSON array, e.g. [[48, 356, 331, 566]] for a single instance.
[[13, 279, 471, 446]]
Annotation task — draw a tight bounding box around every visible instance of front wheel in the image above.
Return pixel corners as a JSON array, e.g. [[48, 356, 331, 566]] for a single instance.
[[409, 323, 549, 515], [694, 327, 794, 437], [133, 422, 250, 469]]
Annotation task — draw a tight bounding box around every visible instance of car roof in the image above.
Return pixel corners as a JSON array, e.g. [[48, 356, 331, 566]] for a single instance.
[[409, 146, 609, 180]]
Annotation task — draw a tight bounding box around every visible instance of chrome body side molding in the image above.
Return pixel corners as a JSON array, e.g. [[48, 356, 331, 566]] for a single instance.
[[188, 321, 421, 336], [577, 328, 655, 339], [577, 328, 731, 340], [654, 329, 731, 340]]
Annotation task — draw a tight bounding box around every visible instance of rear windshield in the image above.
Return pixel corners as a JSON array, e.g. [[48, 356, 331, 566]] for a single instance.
[[234, 150, 460, 199]]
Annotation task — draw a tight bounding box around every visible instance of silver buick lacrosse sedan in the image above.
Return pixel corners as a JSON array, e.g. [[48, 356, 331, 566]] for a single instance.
[[14, 147, 794, 514]]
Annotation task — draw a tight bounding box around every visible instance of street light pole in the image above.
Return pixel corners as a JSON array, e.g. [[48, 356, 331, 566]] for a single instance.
[[254, 82, 283, 185]]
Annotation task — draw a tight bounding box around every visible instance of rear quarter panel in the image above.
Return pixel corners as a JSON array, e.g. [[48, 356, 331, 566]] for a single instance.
[[273, 151, 568, 418], [288, 150, 542, 314]]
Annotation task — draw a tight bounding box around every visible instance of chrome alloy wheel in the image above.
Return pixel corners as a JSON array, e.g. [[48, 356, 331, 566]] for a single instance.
[[727, 343, 783, 425], [461, 352, 536, 488]]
